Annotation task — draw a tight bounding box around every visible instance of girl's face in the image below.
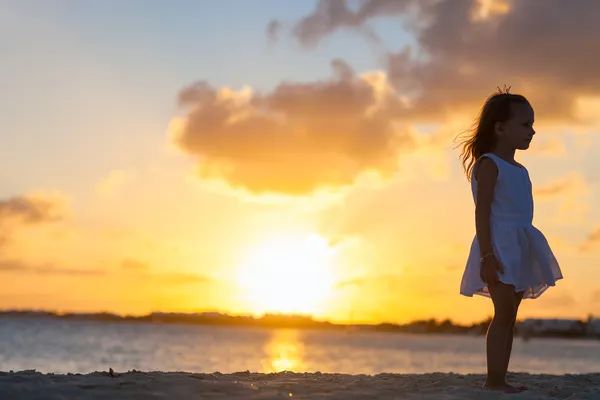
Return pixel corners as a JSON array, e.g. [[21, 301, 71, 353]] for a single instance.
[[497, 102, 536, 150]]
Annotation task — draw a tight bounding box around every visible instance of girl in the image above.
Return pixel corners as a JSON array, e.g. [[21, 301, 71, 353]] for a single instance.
[[457, 89, 563, 393]]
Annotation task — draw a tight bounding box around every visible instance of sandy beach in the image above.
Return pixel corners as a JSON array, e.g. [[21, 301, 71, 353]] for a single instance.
[[2, 370, 599, 399]]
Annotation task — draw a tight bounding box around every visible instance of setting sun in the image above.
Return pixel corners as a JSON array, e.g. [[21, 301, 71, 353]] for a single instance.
[[237, 234, 338, 315]]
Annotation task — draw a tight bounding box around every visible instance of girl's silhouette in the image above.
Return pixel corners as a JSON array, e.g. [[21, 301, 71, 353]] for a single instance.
[[457, 89, 563, 393]]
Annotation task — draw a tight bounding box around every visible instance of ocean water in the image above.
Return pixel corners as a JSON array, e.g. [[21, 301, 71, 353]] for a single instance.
[[1, 317, 599, 375]]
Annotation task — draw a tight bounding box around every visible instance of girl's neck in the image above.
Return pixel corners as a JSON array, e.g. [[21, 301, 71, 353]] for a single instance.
[[491, 144, 516, 163]]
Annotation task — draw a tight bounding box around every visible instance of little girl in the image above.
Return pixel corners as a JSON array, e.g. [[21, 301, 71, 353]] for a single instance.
[[457, 89, 563, 393]]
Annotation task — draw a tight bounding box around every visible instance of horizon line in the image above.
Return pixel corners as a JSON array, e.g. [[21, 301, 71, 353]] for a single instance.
[[1, 308, 596, 326]]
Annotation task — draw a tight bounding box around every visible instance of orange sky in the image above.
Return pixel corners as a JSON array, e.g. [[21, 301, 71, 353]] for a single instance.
[[1, 0, 600, 324]]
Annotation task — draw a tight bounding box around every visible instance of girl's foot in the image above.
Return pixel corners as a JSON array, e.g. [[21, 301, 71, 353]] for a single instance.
[[483, 382, 527, 393]]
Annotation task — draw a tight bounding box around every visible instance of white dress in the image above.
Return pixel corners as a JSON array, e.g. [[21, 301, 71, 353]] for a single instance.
[[460, 153, 563, 299]]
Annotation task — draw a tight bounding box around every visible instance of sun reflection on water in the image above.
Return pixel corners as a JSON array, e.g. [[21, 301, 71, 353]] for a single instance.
[[263, 329, 305, 373]]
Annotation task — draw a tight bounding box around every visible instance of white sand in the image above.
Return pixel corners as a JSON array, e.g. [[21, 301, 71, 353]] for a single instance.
[[1, 369, 599, 399]]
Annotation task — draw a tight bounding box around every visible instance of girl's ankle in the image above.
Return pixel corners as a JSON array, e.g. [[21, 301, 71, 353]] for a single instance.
[[484, 375, 507, 386]]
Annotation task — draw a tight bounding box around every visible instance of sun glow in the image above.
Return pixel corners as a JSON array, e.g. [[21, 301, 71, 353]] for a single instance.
[[238, 234, 337, 315], [263, 329, 305, 373]]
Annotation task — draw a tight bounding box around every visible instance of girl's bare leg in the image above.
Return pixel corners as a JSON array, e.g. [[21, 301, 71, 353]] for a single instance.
[[484, 283, 522, 393], [502, 291, 524, 378]]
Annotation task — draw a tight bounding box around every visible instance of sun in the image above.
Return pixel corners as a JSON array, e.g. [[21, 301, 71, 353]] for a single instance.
[[237, 233, 337, 315]]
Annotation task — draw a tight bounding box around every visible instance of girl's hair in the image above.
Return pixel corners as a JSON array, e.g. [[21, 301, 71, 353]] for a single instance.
[[456, 91, 530, 180]]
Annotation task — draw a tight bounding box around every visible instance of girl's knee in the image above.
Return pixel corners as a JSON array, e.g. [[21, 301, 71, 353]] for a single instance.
[[494, 308, 518, 326]]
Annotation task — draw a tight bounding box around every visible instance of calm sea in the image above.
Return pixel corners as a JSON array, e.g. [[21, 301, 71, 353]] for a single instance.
[[1, 318, 599, 375]]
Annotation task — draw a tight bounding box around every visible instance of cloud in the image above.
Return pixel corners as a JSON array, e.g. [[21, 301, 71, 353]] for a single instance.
[[0, 193, 65, 225], [96, 170, 136, 197], [1, 257, 211, 285], [332, 273, 464, 319], [533, 172, 590, 225], [592, 289, 600, 304], [580, 225, 600, 252], [0, 193, 67, 249], [119, 258, 211, 285], [266, 19, 282, 43], [533, 173, 589, 199], [121, 258, 149, 270], [334, 277, 368, 289], [133, 270, 212, 286], [37, 267, 105, 276], [277, 0, 600, 124], [278, 0, 417, 49], [153, 272, 211, 285], [0, 260, 27, 272], [534, 291, 576, 310], [0, 260, 104, 276], [529, 137, 567, 157], [169, 60, 415, 195]]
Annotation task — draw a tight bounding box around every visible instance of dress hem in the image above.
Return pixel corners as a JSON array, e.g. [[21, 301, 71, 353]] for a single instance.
[[460, 276, 563, 299]]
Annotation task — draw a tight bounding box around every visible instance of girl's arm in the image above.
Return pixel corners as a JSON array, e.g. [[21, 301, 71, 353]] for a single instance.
[[474, 158, 498, 257]]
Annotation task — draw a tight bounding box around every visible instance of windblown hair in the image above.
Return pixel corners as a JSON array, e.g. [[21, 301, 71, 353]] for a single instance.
[[456, 88, 530, 180]]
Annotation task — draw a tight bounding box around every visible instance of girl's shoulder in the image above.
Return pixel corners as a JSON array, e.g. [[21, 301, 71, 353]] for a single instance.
[[475, 153, 500, 170], [478, 152, 501, 164], [473, 154, 499, 182], [484, 152, 528, 171]]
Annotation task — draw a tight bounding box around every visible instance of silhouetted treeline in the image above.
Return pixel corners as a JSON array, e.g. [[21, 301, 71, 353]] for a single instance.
[[0, 310, 597, 339]]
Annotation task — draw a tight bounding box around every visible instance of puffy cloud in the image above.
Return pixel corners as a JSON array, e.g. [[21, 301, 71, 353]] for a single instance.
[[278, 0, 419, 49], [0, 193, 66, 249], [276, 0, 600, 123], [169, 60, 415, 195], [0, 193, 65, 225]]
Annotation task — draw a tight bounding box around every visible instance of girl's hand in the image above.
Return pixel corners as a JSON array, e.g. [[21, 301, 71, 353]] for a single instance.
[[480, 254, 504, 285]]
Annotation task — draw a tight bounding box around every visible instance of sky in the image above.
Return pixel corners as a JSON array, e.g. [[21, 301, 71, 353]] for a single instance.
[[1, 0, 600, 324]]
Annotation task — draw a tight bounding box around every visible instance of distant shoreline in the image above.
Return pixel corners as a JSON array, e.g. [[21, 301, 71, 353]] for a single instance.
[[2, 309, 598, 340]]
